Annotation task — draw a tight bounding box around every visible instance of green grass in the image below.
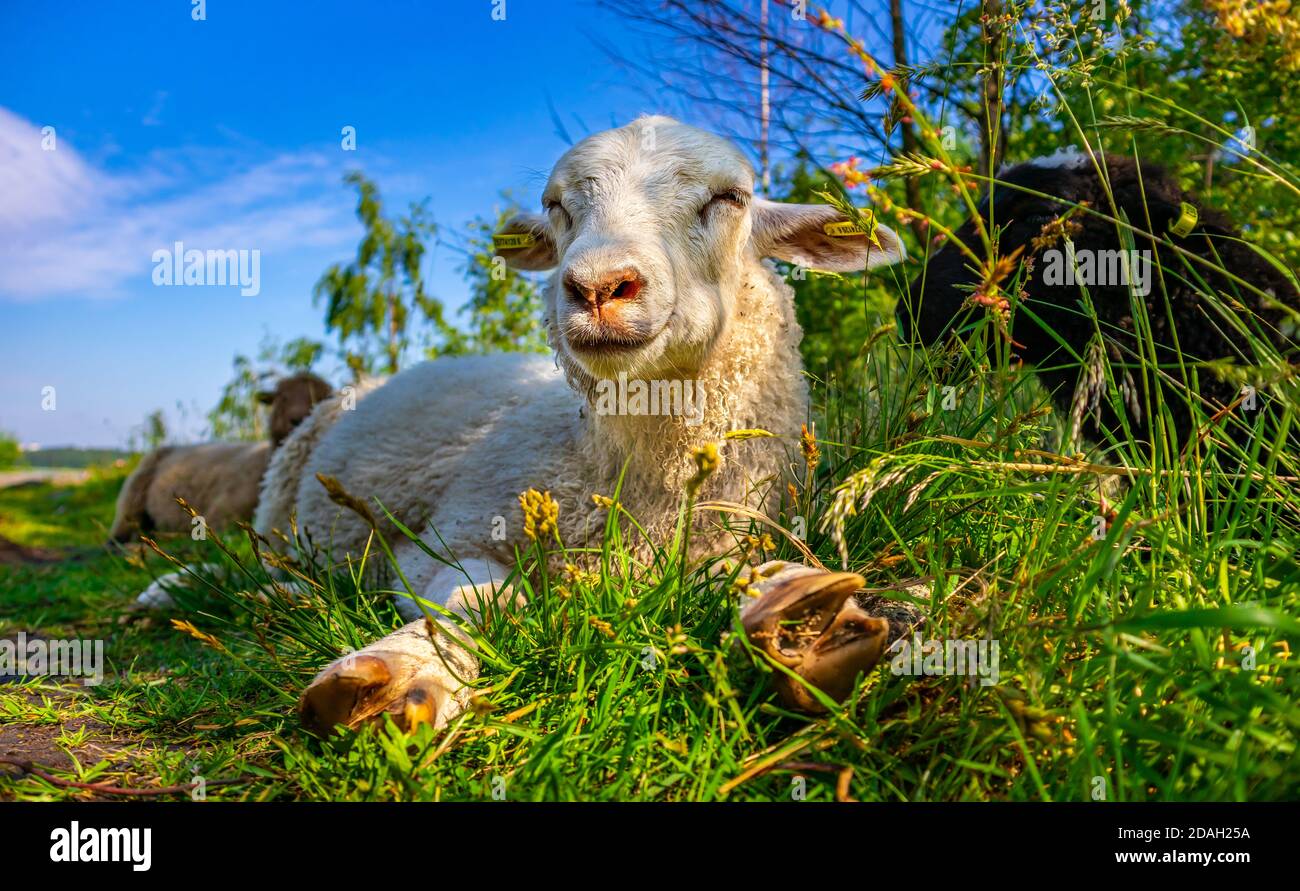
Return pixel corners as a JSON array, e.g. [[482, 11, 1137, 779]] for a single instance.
[[2, 326, 1297, 801], [0, 468, 291, 800]]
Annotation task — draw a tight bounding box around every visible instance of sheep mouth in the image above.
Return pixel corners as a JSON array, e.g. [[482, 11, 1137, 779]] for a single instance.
[[563, 320, 663, 355], [561, 315, 671, 368], [566, 333, 654, 354]]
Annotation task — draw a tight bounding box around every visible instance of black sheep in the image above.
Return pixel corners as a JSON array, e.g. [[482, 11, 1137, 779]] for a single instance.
[[897, 153, 1298, 447]]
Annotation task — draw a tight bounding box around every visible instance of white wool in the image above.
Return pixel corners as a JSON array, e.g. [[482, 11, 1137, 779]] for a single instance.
[[241, 118, 914, 731], [251, 374, 384, 540], [392, 557, 512, 622], [1002, 148, 1091, 174]]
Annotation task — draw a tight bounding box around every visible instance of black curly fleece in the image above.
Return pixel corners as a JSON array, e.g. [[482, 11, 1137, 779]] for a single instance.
[[898, 154, 1298, 444]]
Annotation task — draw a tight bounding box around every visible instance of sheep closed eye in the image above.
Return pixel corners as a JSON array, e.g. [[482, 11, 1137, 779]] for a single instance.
[[701, 189, 750, 220], [544, 200, 572, 227]]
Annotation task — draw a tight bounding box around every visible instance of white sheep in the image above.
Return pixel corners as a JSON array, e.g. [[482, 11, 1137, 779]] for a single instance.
[[153, 117, 908, 732], [108, 372, 332, 543]]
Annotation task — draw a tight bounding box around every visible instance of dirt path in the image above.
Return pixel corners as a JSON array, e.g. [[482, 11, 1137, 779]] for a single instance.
[[0, 469, 91, 490], [0, 534, 64, 565]]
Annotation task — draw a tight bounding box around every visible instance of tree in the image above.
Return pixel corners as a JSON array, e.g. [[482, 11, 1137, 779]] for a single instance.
[[314, 172, 465, 378], [454, 202, 548, 355], [278, 336, 325, 372], [208, 354, 265, 442], [0, 431, 21, 470], [597, 0, 1300, 269], [128, 409, 168, 453]]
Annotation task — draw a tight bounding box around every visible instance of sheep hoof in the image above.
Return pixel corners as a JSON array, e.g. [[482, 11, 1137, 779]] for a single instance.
[[300, 618, 478, 737], [299, 649, 450, 737], [741, 567, 892, 713]]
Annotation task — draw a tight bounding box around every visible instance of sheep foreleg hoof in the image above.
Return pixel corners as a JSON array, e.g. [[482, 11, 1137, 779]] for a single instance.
[[299, 622, 472, 737], [741, 566, 891, 713]]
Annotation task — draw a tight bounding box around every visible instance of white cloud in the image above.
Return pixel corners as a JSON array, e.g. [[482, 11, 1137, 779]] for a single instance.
[[0, 106, 358, 302], [0, 107, 102, 231]]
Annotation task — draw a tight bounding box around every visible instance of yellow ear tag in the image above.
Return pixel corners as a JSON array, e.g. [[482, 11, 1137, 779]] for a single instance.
[[1169, 202, 1199, 238], [823, 211, 880, 245], [493, 233, 536, 250]]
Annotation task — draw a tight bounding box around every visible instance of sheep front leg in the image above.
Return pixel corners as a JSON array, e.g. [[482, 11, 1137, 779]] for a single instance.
[[135, 564, 225, 610], [299, 558, 512, 736]]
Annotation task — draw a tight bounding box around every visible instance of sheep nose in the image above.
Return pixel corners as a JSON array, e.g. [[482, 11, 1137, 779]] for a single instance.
[[563, 267, 644, 308]]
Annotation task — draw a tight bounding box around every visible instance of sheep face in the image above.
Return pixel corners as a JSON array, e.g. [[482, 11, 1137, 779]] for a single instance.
[[498, 116, 905, 383], [258, 372, 334, 448]]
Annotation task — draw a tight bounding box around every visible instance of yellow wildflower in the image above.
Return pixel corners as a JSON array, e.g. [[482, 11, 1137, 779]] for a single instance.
[[665, 624, 689, 655], [1207, 0, 1300, 69], [563, 562, 598, 586], [686, 442, 722, 495], [519, 488, 559, 541]]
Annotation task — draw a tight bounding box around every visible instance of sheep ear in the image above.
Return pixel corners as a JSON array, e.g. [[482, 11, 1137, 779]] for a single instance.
[[752, 199, 905, 272], [495, 212, 558, 271]]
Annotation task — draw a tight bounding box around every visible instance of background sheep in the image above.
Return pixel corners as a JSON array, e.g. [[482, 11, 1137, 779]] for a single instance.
[[236, 117, 907, 734], [897, 153, 1299, 446], [108, 372, 332, 543]]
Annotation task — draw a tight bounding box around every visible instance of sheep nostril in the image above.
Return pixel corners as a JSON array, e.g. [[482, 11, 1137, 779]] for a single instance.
[[563, 272, 594, 306], [611, 277, 642, 301]]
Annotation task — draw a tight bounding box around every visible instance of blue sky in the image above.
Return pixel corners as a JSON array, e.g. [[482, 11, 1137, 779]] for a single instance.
[[0, 0, 669, 447], [0, 0, 912, 448]]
